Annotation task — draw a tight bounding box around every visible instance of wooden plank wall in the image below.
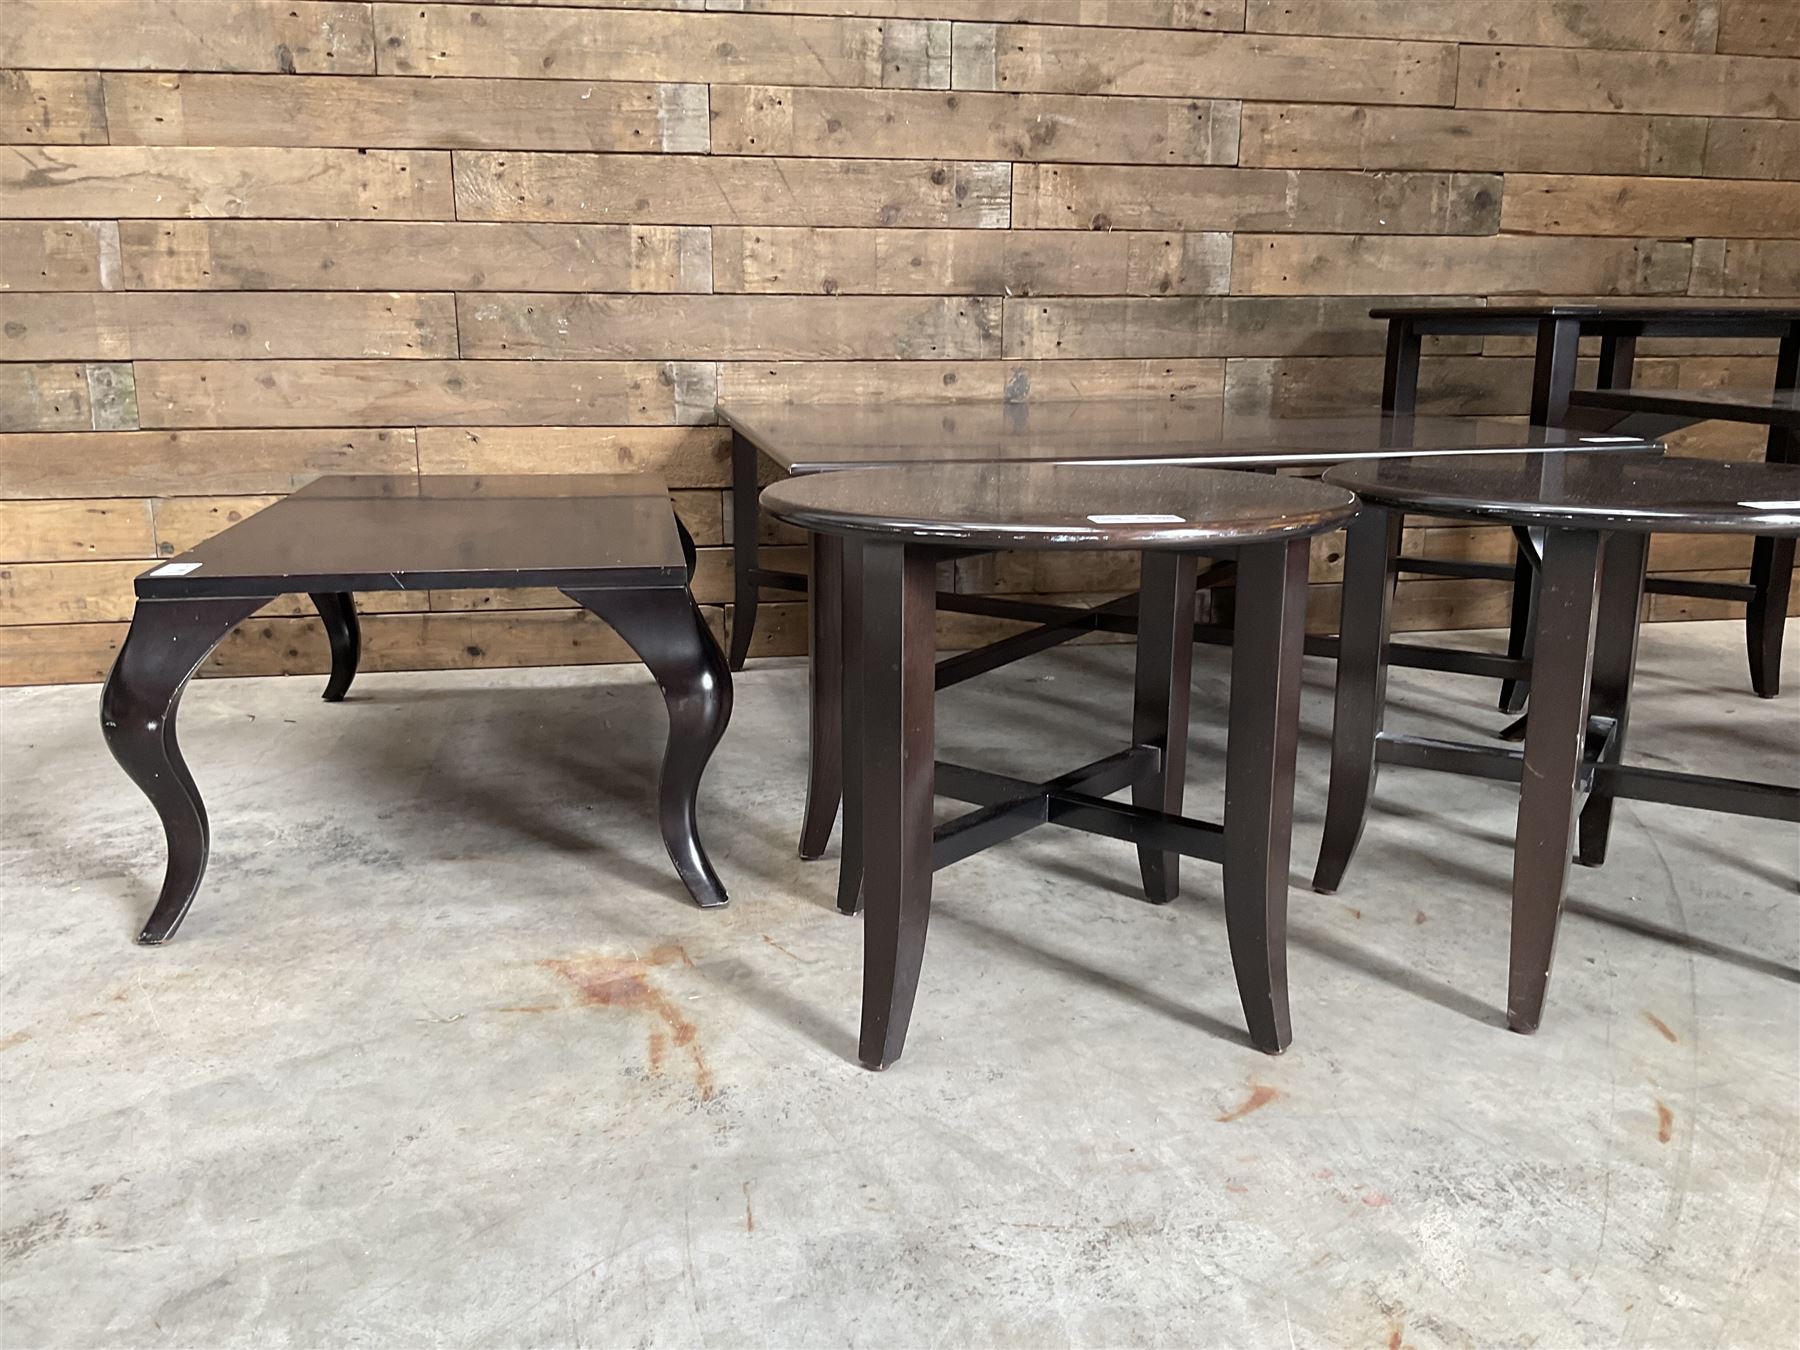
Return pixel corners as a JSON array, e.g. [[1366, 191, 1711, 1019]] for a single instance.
[[2, 0, 1798, 686]]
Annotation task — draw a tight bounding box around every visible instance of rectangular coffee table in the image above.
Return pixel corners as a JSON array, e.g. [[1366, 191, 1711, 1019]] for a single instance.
[[102, 473, 732, 944]]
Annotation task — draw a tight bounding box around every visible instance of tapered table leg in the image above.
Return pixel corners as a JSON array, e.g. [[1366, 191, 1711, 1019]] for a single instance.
[[1578, 531, 1647, 867], [799, 532, 844, 860], [856, 540, 938, 1070], [102, 595, 269, 944], [1748, 417, 1796, 699], [729, 430, 762, 671], [1314, 507, 1400, 895], [564, 587, 733, 908], [1223, 537, 1309, 1054], [836, 540, 867, 916], [309, 592, 360, 702], [1508, 528, 1603, 1033], [1132, 550, 1197, 902]]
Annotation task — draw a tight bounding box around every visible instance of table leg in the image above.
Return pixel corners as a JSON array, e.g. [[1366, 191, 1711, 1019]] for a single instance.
[[309, 592, 360, 702], [836, 540, 866, 916], [1224, 537, 1308, 1054], [799, 532, 844, 860], [1578, 531, 1647, 868], [101, 596, 269, 944], [564, 587, 733, 909], [1381, 317, 1421, 416], [1132, 550, 1197, 903], [1314, 506, 1400, 895], [857, 540, 938, 1070], [1748, 326, 1797, 697], [1508, 527, 1603, 1034], [728, 429, 762, 671]]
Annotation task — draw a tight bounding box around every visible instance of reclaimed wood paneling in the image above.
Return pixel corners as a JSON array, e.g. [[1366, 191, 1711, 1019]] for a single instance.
[[457, 294, 1001, 359], [1, 0, 1794, 684], [1011, 164, 1500, 233], [0, 1, 377, 74], [0, 221, 121, 291], [375, 4, 949, 88], [1, 70, 107, 144], [1457, 45, 1800, 119], [101, 74, 712, 153], [118, 220, 712, 292], [1238, 104, 1708, 176], [710, 226, 1230, 295], [133, 360, 718, 427], [1501, 174, 1800, 239], [453, 151, 1010, 226], [959, 23, 1457, 105], [709, 84, 1239, 164], [0, 291, 457, 360], [0, 146, 453, 219]]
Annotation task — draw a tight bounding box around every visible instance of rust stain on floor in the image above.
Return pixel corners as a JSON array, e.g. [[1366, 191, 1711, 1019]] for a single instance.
[[1216, 1083, 1279, 1123], [1655, 1100, 1674, 1144], [539, 946, 713, 1099], [0, 1030, 31, 1052], [742, 1181, 755, 1232], [1644, 1012, 1678, 1043]]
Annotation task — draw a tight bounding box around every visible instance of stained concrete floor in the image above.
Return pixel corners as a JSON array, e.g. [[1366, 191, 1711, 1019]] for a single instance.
[[2, 620, 1796, 1348]]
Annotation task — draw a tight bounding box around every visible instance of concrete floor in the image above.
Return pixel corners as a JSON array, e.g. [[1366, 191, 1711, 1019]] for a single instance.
[[2, 620, 1796, 1347]]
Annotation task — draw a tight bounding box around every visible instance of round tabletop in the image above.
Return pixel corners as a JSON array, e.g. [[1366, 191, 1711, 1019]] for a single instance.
[[759, 462, 1358, 551], [1324, 453, 1800, 536]]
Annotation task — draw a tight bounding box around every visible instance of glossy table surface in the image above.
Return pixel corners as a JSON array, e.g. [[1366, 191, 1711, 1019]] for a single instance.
[[136, 473, 688, 599], [1372, 303, 1800, 325], [761, 462, 1358, 550], [1325, 453, 1800, 535], [720, 399, 1662, 474]]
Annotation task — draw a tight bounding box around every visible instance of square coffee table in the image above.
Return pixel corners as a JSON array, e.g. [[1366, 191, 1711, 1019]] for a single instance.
[[101, 473, 732, 944]]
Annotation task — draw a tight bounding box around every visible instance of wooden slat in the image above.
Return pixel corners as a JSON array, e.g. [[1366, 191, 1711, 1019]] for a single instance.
[[458, 294, 1001, 359], [0, 558, 144, 623], [416, 427, 730, 488], [711, 225, 1230, 295], [1456, 45, 1800, 120], [958, 22, 1456, 106], [452, 151, 1010, 227], [0, 621, 125, 686], [0, 500, 157, 562], [375, 3, 950, 88], [1502, 174, 1800, 240], [118, 220, 712, 293], [1237, 103, 1708, 176], [0, 221, 121, 292], [1001, 295, 1464, 359], [699, 1, 1246, 28], [1011, 164, 1500, 233], [716, 357, 1226, 402], [1221, 353, 1678, 418], [0, 364, 94, 432], [1242, 0, 1716, 52], [1701, 118, 1800, 181], [1230, 235, 1692, 297], [0, 1, 377, 74], [0, 71, 108, 145], [0, 147, 454, 219], [1690, 239, 1800, 297], [1716, 0, 1800, 58], [0, 292, 458, 360], [133, 360, 719, 428], [101, 73, 711, 153], [0, 428, 417, 498], [709, 84, 1238, 164]]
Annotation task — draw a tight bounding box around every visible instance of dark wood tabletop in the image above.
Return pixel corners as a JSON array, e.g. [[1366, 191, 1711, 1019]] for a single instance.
[[720, 398, 1661, 474], [1369, 304, 1800, 337], [761, 461, 1358, 550], [135, 473, 687, 599], [1324, 453, 1800, 535]]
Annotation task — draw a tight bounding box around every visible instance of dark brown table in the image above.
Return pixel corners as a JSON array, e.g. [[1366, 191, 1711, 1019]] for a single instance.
[[101, 473, 732, 943], [1315, 452, 1800, 1033], [722, 399, 1660, 869], [763, 462, 1358, 1070], [1372, 303, 1800, 703]]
